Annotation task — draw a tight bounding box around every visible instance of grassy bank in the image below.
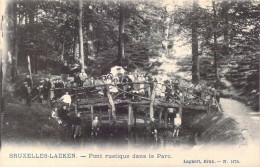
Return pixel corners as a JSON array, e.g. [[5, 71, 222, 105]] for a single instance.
[[185, 112, 244, 145]]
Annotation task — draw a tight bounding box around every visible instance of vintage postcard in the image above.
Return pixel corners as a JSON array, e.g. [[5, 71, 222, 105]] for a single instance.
[[0, 0, 259, 166]]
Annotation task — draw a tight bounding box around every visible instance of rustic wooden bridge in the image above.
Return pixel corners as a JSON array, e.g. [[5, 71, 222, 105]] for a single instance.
[[51, 81, 220, 126]]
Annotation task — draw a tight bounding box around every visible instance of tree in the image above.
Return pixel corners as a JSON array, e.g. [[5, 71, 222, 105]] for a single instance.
[[11, 2, 19, 82], [78, 0, 85, 73], [83, 3, 95, 61], [73, 17, 78, 60], [162, 3, 174, 59], [220, 0, 229, 45], [118, 0, 126, 64], [28, 2, 37, 74], [212, 0, 219, 83], [191, 0, 200, 84], [2, 1, 14, 94]]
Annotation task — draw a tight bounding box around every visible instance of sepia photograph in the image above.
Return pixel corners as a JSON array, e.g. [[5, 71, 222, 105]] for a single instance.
[[0, 0, 259, 166]]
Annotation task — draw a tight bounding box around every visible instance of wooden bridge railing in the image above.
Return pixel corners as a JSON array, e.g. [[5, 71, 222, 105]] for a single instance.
[[50, 81, 220, 124]]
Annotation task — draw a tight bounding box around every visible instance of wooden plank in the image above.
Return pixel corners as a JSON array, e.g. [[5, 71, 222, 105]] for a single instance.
[[106, 85, 116, 123], [99, 110, 102, 124], [90, 105, 94, 121], [179, 89, 184, 117], [158, 109, 162, 126], [77, 100, 150, 108], [128, 104, 134, 126], [144, 111, 148, 126], [108, 108, 111, 123], [149, 83, 156, 119], [154, 101, 180, 108], [164, 109, 168, 128], [182, 104, 208, 111], [77, 101, 208, 111], [75, 89, 78, 114]]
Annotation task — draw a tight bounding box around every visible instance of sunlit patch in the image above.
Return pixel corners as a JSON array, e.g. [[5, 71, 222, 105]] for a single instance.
[[250, 116, 260, 121]]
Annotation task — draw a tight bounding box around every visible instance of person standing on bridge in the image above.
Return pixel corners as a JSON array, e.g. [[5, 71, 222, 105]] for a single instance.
[[43, 78, 51, 100], [60, 92, 72, 107], [116, 67, 124, 83], [139, 73, 145, 94], [144, 76, 151, 97], [173, 113, 182, 138], [61, 61, 70, 82], [74, 72, 82, 87]]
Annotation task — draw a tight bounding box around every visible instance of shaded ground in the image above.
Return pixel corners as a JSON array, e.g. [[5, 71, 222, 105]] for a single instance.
[[2, 102, 197, 148]]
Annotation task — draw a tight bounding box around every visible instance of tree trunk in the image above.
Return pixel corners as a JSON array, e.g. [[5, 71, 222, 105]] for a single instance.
[[212, 0, 220, 83], [45, 38, 48, 72], [96, 41, 100, 54], [34, 55, 38, 74], [191, 0, 200, 84], [78, 0, 85, 73], [162, 6, 171, 57], [73, 18, 78, 61], [18, 12, 21, 25], [28, 3, 36, 73], [222, 0, 229, 62], [87, 22, 95, 60], [61, 40, 65, 62], [2, 3, 13, 94], [118, 0, 126, 64], [25, 14, 28, 25], [87, 5, 95, 60], [222, 0, 229, 44], [11, 2, 18, 82]]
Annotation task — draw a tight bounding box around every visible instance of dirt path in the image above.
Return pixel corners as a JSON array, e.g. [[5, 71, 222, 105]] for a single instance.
[[220, 98, 260, 144]]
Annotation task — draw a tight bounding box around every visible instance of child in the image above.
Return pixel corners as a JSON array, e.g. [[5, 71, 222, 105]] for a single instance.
[[173, 113, 182, 138], [73, 113, 82, 139], [92, 115, 101, 136], [51, 107, 62, 124]]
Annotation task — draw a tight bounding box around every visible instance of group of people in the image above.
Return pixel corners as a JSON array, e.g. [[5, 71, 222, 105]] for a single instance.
[[150, 112, 182, 138], [21, 65, 220, 107], [20, 74, 52, 105], [50, 91, 101, 139], [71, 68, 153, 99], [20, 63, 220, 140]]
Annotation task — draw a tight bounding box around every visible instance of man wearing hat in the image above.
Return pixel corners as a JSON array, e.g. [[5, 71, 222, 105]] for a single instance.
[[24, 74, 32, 87], [116, 67, 124, 83]]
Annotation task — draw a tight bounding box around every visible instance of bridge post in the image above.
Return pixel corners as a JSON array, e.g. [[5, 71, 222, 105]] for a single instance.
[[207, 101, 211, 113], [108, 108, 112, 124], [90, 105, 94, 121], [75, 88, 78, 114], [144, 110, 148, 126], [149, 83, 156, 119], [99, 110, 102, 123], [106, 85, 116, 124], [178, 89, 184, 116], [164, 109, 168, 128], [128, 104, 134, 126], [158, 109, 162, 127]]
